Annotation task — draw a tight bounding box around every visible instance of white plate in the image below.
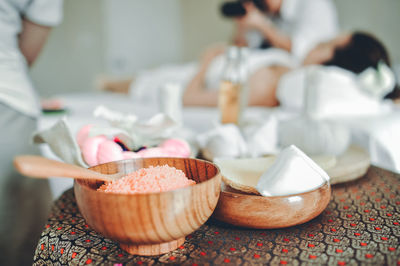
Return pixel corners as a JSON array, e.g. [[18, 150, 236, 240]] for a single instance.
[[325, 145, 370, 184]]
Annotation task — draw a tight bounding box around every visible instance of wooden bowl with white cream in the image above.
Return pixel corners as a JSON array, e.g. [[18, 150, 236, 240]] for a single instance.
[[212, 149, 332, 229], [213, 180, 330, 229]]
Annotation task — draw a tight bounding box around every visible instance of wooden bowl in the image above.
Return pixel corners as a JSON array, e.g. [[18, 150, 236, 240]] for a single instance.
[[213, 180, 331, 229], [74, 157, 221, 256]]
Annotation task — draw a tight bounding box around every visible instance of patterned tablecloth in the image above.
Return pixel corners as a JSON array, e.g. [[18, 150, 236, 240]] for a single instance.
[[33, 167, 400, 265]]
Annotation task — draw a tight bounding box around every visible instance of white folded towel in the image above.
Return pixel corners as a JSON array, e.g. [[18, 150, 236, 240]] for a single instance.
[[93, 106, 178, 150], [277, 65, 393, 119], [33, 118, 87, 167], [304, 66, 386, 119]]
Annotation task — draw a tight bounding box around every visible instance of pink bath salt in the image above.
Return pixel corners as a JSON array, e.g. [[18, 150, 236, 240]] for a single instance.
[[98, 165, 196, 194]]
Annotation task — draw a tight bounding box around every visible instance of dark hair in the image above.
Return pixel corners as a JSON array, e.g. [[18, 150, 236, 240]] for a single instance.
[[324, 31, 390, 74], [384, 85, 400, 100], [324, 32, 399, 99]]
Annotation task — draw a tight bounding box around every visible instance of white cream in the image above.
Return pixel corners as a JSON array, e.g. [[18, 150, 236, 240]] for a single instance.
[[256, 145, 329, 196]]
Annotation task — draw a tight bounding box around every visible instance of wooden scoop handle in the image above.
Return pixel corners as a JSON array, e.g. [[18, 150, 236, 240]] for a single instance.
[[14, 155, 112, 181]]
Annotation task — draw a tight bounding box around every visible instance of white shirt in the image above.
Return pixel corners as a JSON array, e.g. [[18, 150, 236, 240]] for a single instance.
[[0, 0, 63, 117], [247, 0, 339, 62]]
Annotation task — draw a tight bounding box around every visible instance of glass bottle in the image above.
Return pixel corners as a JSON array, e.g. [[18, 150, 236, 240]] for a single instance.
[[218, 46, 247, 125]]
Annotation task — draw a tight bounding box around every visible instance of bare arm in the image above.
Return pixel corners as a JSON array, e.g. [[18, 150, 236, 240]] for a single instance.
[[19, 19, 52, 66], [183, 62, 219, 107], [239, 5, 292, 52], [254, 20, 292, 52], [232, 19, 249, 47]]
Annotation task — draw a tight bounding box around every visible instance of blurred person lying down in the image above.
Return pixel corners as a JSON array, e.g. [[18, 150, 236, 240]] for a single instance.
[[101, 31, 399, 108]]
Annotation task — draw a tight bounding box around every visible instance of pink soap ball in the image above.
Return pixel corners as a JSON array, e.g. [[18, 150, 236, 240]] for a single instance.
[[82, 136, 129, 166], [97, 139, 124, 165], [160, 138, 191, 158], [76, 124, 94, 148], [136, 147, 168, 158], [81, 136, 107, 166]]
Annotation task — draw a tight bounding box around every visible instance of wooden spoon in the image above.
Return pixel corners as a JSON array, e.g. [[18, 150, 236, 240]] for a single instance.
[[14, 155, 124, 182]]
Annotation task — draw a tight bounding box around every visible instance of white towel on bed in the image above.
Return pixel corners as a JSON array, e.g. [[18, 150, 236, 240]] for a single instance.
[[277, 65, 392, 119]]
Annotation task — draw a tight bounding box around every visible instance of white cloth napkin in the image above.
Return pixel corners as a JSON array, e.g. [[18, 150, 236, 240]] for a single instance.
[[256, 145, 329, 196], [197, 124, 248, 160], [93, 106, 178, 150], [33, 118, 87, 167]]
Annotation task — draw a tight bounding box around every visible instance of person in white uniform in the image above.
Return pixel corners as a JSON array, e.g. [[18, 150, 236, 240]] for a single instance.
[[230, 0, 339, 62], [0, 0, 63, 264]]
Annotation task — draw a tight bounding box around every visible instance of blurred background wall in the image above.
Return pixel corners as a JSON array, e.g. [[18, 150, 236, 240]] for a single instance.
[[30, 0, 106, 97], [31, 0, 400, 97], [104, 0, 183, 75]]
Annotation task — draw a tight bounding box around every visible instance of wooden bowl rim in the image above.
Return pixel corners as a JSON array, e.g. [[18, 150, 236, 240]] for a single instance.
[[222, 179, 330, 199], [75, 157, 221, 196]]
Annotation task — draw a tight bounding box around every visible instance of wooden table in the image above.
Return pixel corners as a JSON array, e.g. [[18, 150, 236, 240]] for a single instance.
[[33, 166, 400, 265]]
